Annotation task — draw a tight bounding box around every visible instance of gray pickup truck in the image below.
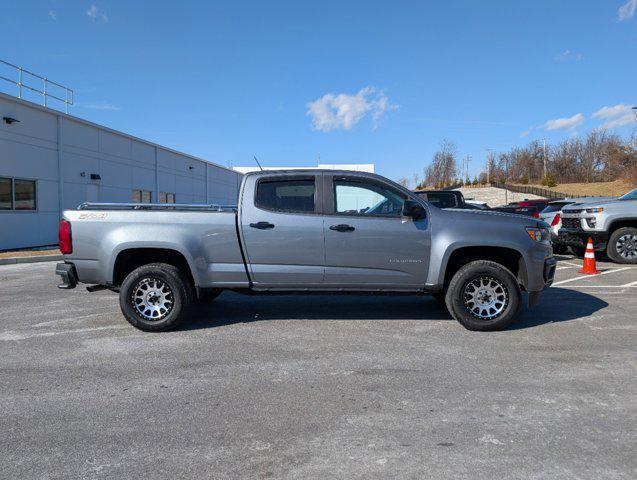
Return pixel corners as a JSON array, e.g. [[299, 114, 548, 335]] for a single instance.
[[558, 188, 637, 263], [56, 170, 556, 332]]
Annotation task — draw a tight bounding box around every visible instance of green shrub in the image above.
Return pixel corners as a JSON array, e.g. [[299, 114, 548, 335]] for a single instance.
[[541, 174, 557, 188]]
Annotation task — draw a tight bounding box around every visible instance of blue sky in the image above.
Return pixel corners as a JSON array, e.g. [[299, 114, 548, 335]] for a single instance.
[[2, 0, 636, 183]]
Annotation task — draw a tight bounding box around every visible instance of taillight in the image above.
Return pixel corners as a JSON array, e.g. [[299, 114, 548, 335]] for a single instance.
[[58, 220, 72, 254], [533, 211, 539, 218], [551, 213, 561, 226]]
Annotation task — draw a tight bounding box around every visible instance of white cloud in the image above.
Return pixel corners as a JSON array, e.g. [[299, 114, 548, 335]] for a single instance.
[[592, 104, 635, 129], [86, 4, 108, 23], [306, 87, 398, 132], [48, 10, 57, 20], [80, 102, 121, 111], [554, 49, 583, 63], [544, 113, 585, 131], [618, 0, 637, 20]]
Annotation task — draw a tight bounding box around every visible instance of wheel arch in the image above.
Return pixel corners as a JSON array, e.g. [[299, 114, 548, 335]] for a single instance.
[[439, 245, 526, 291], [607, 218, 637, 234], [111, 247, 197, 288]]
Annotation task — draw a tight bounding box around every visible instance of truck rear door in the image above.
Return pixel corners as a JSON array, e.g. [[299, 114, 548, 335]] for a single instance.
[[322, 174, 430, 289], [239, 173, 325, 287]]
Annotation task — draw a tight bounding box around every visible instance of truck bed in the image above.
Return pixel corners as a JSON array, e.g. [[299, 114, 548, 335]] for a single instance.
[[63, 204, 249, 288]]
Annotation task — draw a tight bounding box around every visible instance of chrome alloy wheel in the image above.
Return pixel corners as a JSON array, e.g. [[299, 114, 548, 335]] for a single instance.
[[463, 276, 508, 320], [616, 234, 637, 260], [131, 278, 174, 321]]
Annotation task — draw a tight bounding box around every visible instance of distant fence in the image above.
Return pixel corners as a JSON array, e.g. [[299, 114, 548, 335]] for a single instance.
[[489, 182, 567, 199]]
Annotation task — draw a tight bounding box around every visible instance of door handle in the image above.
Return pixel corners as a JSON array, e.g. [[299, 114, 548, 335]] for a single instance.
[[249, 221, 275, 230], [329, 224, 355, 232]]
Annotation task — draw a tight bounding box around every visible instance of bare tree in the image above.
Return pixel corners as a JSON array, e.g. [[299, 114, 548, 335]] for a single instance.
[[425, 139, 458, 188], [397, 177, 410, 188]]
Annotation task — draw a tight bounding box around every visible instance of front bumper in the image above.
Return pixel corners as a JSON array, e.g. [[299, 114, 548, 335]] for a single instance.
[[555, 228, 608, 251], [527, 256, 556, 308], [55, 262, 78, 289]]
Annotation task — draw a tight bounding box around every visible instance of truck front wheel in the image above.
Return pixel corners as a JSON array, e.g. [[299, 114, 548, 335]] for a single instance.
[[119, 263, 193, 332], [607, 227, 637, 264], [445, 260, 521, 331]]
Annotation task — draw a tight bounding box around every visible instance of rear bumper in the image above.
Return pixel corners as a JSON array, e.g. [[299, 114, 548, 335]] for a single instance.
[[55, 262, 78, 289], [555, 228, 608, 251]]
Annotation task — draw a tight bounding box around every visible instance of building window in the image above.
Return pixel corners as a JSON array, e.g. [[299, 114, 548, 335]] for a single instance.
[[159, 192, 175, 204], [0, 177, 37, 211], [132, 189, 152, 203]]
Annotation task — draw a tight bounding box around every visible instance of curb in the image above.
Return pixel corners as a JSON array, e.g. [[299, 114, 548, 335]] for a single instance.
[[0, 255, 63, 266]]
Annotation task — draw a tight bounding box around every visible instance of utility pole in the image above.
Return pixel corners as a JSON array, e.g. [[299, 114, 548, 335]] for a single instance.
[[465, 155, 472, 183], [485, 148, 495, 184], [542, 138, 547, 179]]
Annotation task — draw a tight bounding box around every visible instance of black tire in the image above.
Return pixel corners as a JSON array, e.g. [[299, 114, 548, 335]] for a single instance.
[[552, 245, 568, 255], [197, 288, 223, 303], [119, 263, 193, 332], [607, 227, 637, 264], [444, 260, 521, 331]]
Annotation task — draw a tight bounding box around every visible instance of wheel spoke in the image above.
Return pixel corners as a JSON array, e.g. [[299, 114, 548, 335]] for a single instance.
[[463, 275, 509, 321], [131, 277, 175, 322]]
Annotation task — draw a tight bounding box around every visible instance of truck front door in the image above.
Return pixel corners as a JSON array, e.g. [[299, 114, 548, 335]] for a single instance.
[[239, 173, 325, 287], [323, 175, 430, 289]]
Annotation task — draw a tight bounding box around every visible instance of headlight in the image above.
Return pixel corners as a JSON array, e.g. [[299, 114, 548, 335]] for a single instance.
[[585, 207, 603, 213], [526, 227, 550, 244]]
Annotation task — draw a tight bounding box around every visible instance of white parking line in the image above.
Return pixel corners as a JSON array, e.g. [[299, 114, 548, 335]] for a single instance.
[[562, 285, 637, 288], [551, 267, 632, 286], [561, 261, 583, 268], [620, 280, 637, 287]]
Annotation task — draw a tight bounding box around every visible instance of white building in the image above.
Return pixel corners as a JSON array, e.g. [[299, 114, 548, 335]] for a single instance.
[[232, 163, 375, 174], [0, 92, 242, 250]]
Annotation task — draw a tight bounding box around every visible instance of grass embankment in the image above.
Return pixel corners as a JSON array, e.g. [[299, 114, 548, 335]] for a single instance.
[[0, 248, 60, 259], [512, 180, 635, 197]]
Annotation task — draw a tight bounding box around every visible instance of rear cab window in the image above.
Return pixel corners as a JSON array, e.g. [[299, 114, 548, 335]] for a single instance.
[[255, 177, 316, 213], [414, 192, 459, 208]]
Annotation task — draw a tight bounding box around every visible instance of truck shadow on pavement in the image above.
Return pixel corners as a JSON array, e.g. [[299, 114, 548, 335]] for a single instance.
[[178, 287, 608, 331]]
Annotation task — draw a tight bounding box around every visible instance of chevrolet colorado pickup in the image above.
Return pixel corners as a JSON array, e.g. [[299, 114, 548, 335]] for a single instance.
[[557, 188, 637, 263], [56, 170, 556, 332]]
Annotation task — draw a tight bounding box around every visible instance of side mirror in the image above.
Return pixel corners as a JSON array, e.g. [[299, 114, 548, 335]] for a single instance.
[[402, 199, 425, 220]]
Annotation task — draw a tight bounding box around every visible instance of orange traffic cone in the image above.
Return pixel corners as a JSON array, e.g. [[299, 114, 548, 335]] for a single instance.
[[579, 237, 600, 275]]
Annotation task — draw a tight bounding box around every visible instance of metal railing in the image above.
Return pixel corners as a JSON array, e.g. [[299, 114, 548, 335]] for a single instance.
[[78, 202, 237, 212], [489, 182, 567, 199], [0, 59, 74, 113]]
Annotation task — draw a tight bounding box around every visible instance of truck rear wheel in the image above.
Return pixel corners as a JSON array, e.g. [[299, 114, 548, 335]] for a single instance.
[[445, 260, 521, 331], [607, 227, 637, 264], [119, 263, 193, 332]]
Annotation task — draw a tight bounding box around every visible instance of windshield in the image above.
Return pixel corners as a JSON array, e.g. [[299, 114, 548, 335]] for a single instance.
[[541, 202, 570, 214], [619, 189, 637, 201]]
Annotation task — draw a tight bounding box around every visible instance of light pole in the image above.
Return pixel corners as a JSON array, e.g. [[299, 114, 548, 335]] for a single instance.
[[632, 107, 637, 151], [485, 148, 495, 185]]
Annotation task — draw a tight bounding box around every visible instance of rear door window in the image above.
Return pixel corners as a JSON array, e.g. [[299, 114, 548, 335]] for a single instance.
[[256, 178, 316, 213]]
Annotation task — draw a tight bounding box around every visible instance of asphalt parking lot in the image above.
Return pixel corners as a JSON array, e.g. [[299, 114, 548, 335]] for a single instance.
[[1, 258, 636, 479]]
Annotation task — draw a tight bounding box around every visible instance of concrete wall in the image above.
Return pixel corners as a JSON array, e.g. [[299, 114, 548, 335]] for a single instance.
[[0, 93, 241, 250]]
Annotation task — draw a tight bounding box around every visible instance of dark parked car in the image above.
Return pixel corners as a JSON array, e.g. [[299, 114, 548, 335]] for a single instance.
[[413, 190, 466, 209], [493, 199, 555, 218]]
